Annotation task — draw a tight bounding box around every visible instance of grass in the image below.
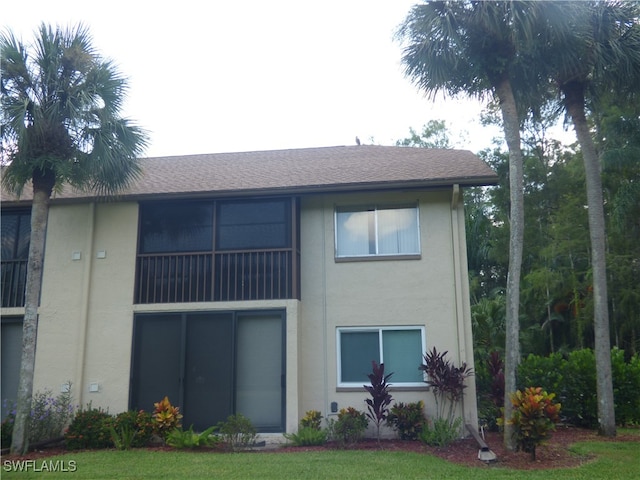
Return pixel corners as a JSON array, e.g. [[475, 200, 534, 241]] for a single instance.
[[2, 439, 638, 480]]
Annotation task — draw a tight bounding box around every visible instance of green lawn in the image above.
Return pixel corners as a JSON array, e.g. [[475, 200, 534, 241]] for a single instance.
[[2, 440, 639, 480]]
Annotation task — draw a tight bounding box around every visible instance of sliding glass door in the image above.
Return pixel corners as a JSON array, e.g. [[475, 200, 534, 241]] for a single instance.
[[130, 310, 285, 432]]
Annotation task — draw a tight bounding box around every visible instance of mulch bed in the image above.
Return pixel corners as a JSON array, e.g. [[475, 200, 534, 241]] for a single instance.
[[3, 426, 638, 470]]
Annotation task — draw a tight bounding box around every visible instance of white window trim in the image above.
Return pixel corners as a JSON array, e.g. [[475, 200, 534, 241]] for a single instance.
[[336, 326, 426, 388], [334, 203, 421, 259]]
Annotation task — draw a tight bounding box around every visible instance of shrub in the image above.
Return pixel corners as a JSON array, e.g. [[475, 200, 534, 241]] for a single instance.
[[217, 414, 257, 451], [28, 385, 75, 443], [152, 396, 182, 439], [283, 426, 328, 446], [419, 416, 462, 447], [517, 352, 565, 396], [2, 385, 76, 447], [364, 361, 393, 442], [386, 401, 426, 440], [1, 402, 15, 449], [105, 410, 154, 449], [166, 425, 219, 449], [560, 349, 597, 428], [420, 347, 473, 428], [502, 387, 561, 460], [517, 348, 640, 428], [300, 410, 323, 430], [611, 348, 640, 426], [64, 406, 112, 450], [327, 407, 368, 447]]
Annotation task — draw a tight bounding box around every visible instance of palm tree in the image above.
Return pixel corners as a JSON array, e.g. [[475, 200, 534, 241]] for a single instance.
[[1, 23, 148, 454], [537, 0, 640, 436], [396, 0, 551, 450]]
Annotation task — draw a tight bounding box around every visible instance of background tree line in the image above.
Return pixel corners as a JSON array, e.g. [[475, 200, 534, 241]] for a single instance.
[[465, 97, 640, 359]]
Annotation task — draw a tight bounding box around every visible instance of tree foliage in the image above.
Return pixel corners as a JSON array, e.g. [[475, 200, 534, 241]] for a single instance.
[[1, 23, 148, 454]]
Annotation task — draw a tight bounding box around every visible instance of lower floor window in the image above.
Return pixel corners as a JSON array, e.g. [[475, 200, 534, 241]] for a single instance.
[[1, 317, 22, 419], [337, 327, 425, 387], [130, 310, 285, 432]]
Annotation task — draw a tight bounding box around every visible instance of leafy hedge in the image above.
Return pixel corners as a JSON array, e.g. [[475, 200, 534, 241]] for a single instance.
[[517, 348, 640, 427]]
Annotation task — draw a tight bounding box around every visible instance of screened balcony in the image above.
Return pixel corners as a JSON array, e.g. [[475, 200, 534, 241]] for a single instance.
[[135, 197, 300, 304]]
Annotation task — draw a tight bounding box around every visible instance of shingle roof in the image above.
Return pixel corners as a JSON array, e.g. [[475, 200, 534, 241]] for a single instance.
[[2, 145, 497, 204]]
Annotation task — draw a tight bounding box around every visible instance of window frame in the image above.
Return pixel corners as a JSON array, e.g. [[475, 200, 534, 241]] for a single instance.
[[336, 326, 426, 388], [334, 203, 421, 260]]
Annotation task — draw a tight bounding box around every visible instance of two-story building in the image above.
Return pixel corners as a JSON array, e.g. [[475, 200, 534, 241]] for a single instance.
[[1, 145, 497, 437]]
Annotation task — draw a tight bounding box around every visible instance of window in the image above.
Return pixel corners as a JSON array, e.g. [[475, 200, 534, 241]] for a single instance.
[[1, 210, 30, 307], [1, 317, 23, 419], [216, 199, 290, 250], [335, 205, 420, 258], [139, 202, 213, 254], [337, 327, 425, 387]]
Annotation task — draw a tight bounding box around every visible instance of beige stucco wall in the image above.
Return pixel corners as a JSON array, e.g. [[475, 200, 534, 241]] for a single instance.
[[34, 201, 140, 411], [25, 187, 477, 435], [32, 200, 301, 431], [298, 188, 478, 434]]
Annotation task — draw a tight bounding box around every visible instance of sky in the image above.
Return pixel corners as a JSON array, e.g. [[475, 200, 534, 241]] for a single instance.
[[4, 0, 568, 158]]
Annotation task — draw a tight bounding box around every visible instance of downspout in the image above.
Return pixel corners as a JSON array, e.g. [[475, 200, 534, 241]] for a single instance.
[[322, 199, 329, 415], [75, 202, 96, 406], [450, 185, 468, 424]]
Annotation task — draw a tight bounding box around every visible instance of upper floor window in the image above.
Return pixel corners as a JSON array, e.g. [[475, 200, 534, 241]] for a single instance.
[[139, 202, 213, 253], [335, 205, 420, 258], [1, 210, 31, 308], [1, 210, 31, 260], [217, 200, 290, 250]]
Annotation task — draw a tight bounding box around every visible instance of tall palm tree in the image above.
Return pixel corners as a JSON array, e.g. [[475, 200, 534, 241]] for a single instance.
[[1, 23, 148, 454], [537, 0, 640, 436], [396, 0, 555, 450]]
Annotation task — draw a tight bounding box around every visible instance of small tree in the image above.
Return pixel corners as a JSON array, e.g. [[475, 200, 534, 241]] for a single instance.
[[364, 361, 393, 442]]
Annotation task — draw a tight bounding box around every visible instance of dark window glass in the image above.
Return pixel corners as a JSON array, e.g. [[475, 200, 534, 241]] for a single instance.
[[130, 314, 182, 411], [139, 203, 213, 253], [1, 211, 30, 260], [131, 310, 285, 432], [217, 200, 290, 250]]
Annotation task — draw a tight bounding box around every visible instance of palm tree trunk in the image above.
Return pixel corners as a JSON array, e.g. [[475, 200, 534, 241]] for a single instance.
[[494, 76, 525, 452], [563, 81, 616, 437], [10, 188, 51, 455]]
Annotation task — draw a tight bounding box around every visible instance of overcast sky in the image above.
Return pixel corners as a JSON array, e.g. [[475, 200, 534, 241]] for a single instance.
[[4, 0, 548, 158]]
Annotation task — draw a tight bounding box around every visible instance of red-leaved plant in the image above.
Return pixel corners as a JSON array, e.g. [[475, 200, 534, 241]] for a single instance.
[[420, 347, 473, 427], [364, 361, 393, 442]]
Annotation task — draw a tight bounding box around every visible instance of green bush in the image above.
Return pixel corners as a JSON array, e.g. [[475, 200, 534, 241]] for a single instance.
[[105, 410, 154, 449], [28, 386, 75, 443], [327, 407, 368, 447], [419, 417, 462, 447], [1, 406, 14, 449], [386, 401, 426, 440], [166, 425, 219, 449], [516, 348, 640, 428], [562, 349, 598, 428], [283, 426, 327, 446], [517, 352, 565, 396], [65, 407, 112, 450], [611, 348, 640, 426], [217, 414, 257, 451]]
